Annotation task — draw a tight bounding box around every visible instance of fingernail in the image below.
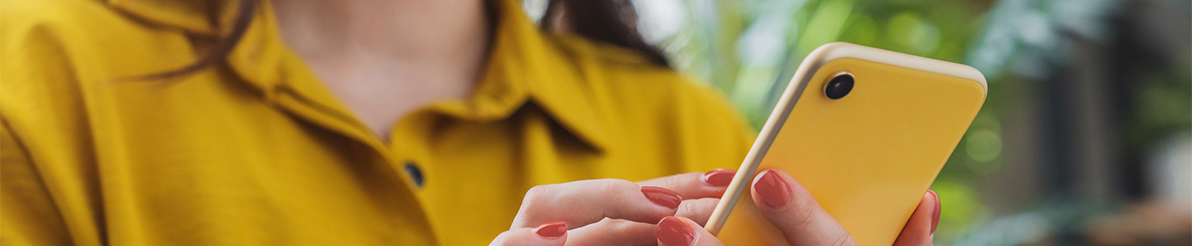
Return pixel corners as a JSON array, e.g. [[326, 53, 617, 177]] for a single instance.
[[533, 221, 567, 238], [656, 216, 696, 246], [754, 170, 791, 207], [703, 169, 736, 187], [928, 189, 940, 234], [641, 186, 683, 209]]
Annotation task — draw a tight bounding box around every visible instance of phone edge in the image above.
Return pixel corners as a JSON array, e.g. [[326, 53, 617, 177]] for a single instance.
[[703, 43, 825, 234]]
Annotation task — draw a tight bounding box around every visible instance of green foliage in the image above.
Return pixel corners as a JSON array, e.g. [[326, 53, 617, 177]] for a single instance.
[[659, 0, 1187, 244]]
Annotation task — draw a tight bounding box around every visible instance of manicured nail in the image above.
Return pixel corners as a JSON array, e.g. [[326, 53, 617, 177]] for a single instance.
[[703, 169, 736, 186], [928, 189, 940, 234], [656, 216, 696, 246], [754, 170, 791, 207], [533, 221, 567, 238], [641, 186, 683, 209]]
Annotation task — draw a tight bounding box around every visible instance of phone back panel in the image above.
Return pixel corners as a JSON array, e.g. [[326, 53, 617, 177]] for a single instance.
[[716, 57, 986, 245]]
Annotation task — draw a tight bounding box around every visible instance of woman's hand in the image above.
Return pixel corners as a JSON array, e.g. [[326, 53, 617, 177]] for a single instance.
[[653, 169, 942, 246], [489, 169, 738, 246]]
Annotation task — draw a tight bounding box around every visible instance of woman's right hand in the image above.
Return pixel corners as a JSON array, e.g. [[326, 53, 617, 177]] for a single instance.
[[489, 169, 737, 246], [652, 169, 941, 246]]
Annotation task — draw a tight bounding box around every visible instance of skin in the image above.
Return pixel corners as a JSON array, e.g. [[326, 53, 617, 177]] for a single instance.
[[270, 1, 939, 245], [272, 0, 490, 138]]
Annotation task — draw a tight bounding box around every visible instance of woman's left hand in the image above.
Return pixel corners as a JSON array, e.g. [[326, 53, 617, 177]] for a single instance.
[[489, 170, 737, 246]]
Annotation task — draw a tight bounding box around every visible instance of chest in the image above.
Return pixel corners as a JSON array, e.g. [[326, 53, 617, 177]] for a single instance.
[[92, 96, 678, 245]]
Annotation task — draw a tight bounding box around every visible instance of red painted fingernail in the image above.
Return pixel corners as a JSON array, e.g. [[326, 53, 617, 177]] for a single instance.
[[533, 221, 567, 238], [754, 170, 791, 207], [641, 186, 683, 209], [703, 169, 736, 187], [928, 189, 940, 234], [656, 216, 696, 246]]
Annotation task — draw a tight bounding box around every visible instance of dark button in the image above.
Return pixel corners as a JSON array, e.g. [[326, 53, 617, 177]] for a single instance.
[[403, 161, 425, 187]]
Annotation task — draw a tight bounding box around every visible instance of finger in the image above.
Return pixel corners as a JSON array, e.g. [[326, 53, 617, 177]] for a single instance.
[[751, 169, 856, 246], [675, 198, 720, 226], [490, 221, 568, 246], [564, 198, 720, 246], [511, 179, 683, 229], [637, 169, 736, 199], [656, 216, 725, 246], [562, 219, 650, 246], [892, 190, 940, 246]]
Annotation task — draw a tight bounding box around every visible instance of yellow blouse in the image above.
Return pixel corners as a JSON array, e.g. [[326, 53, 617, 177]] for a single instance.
[[0, 0, 754, 245]]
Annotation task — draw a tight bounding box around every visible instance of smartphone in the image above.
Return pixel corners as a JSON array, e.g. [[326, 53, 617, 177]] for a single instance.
[[704, 42, 987, 246]]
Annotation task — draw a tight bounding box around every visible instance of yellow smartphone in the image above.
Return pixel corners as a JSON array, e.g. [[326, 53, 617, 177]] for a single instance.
[[705, 42, 987, 246]]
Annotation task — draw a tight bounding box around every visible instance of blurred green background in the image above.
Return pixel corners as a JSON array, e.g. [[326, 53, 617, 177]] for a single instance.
[[531, 0, 1192, 245]]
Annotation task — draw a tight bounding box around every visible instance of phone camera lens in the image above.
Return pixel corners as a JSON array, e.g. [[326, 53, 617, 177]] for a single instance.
[[824, 73, 854, 100]]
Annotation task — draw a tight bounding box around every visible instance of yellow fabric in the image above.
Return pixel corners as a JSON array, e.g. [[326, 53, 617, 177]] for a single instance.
[[0, 0, 755, 245]]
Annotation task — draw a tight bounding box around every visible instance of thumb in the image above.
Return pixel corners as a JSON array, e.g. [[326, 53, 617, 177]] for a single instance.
[[490, 221, 568, 246], [751, 169, 856, 246], [655, 216, 725, 246]]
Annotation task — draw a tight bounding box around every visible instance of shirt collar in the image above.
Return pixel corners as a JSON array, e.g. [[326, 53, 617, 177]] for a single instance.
[[466, 0, 611, 151], [107, 0, 611, 151]]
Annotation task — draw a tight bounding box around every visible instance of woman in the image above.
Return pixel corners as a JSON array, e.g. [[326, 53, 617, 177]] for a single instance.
[[0, 0, 939, 245]]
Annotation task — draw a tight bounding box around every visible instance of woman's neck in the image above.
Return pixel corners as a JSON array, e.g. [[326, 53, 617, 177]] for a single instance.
[[271, 0, 492, 138], [272, 0, 490, 60]]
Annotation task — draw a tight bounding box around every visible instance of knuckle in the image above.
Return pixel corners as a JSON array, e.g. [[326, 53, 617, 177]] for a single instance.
[[682, 172, 704, 183], [605, 179, 639, 189], [791, 206, 817, 229], [578, 218, 641, 243], [522, 185, 554, 207], [677, 200, 697, 213], [678, 198, 711, 215], [692, 198, 719, 212], [600, 179, 640, 196], [831, 230, 857, 246], [766, 203, 818, 234], [676, 201, 701, 223], [598, 179, 640, 216], [599, 218, 637, 234], [663, 173, 697, 189]]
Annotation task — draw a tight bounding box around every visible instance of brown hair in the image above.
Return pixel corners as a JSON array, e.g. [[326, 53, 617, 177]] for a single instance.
[[146, 0, 669, 79], [539, 0, 670, 67]]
